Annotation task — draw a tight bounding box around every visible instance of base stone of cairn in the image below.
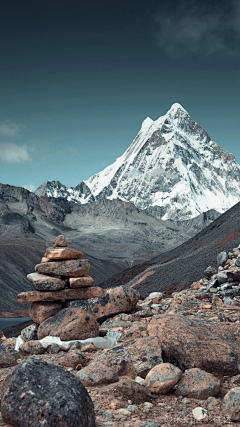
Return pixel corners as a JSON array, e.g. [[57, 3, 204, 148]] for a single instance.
[[29, 302, 65, 324], [17, 234, 140, 341], [37, 308, 99, 341]]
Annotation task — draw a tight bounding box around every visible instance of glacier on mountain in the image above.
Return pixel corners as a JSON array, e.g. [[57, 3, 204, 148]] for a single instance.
[[36, 103, 240, 220]]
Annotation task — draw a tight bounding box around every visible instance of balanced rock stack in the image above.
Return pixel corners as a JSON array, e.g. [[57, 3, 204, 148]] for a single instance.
[[17, 235, 140, 341], [17, 235, 106, 341]]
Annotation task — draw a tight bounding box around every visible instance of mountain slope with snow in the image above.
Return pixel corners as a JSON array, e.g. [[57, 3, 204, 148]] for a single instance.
[[36, 103, 240, 220]]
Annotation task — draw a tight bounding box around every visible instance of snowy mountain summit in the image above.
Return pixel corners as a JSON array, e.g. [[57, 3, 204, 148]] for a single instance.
[[36, 103, 240, 220]]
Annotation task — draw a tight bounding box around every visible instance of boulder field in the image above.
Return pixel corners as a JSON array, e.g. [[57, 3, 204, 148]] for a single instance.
[[2, 238, 240, 425]]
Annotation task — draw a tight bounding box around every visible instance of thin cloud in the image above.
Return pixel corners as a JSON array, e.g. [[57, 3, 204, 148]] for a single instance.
[[23, 183, 36, 192], [0, 120, 23, 137], [153, 0, 240, 58], [0, 143, 31, 163]]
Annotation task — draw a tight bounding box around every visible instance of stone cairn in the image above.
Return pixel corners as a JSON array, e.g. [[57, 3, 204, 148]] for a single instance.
[[17, 235, 139, 341]]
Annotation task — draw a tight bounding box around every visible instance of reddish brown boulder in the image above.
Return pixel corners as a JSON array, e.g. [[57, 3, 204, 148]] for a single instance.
[[35, 259, 90, 277], [69, 275, 94, 288], [94, 336, 162, 379], [67, 286, 140, 321], [52, 234, 68, 247], [45, 247, 84, 260], [145, 363, 182, 394], [223, 387, 240, 421], [27, 272, 66, 291], [19, 341, 45, 358], [175, 368, 220, 398], [147, 313, 240, 375], [77, 363, 119, 386], [29, 301, 64, 324], [18, 286, 106, 303], [37, 308, 100, 340], [59, 350, 86, 369]]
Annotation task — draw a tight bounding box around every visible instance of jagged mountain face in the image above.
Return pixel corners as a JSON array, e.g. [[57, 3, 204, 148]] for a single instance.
[[36, 103, 240, 220]]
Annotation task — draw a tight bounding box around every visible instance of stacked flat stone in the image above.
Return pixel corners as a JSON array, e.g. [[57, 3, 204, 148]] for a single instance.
[[17, 235, 105, 325]]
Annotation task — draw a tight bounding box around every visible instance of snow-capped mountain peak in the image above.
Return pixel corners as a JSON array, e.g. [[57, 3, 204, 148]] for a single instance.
[[36, 103, 240, 220]]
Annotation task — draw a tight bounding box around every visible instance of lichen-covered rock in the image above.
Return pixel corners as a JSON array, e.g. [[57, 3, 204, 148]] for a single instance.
[[0, 343, 17, 368], [145, 363, 182, 394], [37, 308, 99, 341], [21, 324, 38, 342], [1, 357, 95, 427], [27, 272, 67, 291], [94, 336, 162, 379], [77, 363, 119, 386], [148, 313, 240, 375], [223, 387, 240, 421], [18, 341, 45, 358], [67, 286, 140, 321], [175, 368, 221, 398], [35, 259, 90, 277], [29, 301, 65, 324]]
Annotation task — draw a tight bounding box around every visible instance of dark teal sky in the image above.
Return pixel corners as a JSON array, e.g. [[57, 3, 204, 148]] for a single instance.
[[0, 0, 240, 191]]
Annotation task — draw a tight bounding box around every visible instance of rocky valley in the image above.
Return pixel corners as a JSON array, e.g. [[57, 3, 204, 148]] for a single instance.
[[2, 235, 240, 426]]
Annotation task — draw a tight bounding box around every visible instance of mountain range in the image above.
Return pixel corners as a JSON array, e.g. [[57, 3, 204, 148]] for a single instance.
[[36, 103, 240, 220]]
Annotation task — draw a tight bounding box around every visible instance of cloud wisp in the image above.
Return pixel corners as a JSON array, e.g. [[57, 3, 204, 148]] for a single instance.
[[23, 183, 36, 192], [0, 120, 23, 137], [153, 0, 240, 58], [0, 143, 31, 163]]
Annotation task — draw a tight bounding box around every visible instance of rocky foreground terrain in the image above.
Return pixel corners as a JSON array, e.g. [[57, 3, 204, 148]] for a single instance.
[[2, 240, 240, 425]]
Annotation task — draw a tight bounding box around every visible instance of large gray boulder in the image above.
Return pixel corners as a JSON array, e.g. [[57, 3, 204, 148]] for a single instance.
[[1, 357, 95, 427]]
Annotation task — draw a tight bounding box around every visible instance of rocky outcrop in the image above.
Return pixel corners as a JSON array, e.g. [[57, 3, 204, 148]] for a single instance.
[[147, 312, 240, 375]]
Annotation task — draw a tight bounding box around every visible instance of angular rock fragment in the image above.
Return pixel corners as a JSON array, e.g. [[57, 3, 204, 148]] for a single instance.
[[104, 377, 151, 403], [27, 272, 66, 291], [77, 363, 119, 386], [19, 341, 45, 358], [18, 286, 105, 303], [59, 350, 86, 369], [21, 323, 38, 341], [37, 307, 100, 340], [45, 247, 84, 260], [35, 258, 90, 277], [29, 301, 65, 324], [1, 357, 95, 427], [52, 234, 68, 247]]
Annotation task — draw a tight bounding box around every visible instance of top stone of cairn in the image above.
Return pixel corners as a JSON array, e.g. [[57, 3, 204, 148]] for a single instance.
[[52, 235, 68, 247]]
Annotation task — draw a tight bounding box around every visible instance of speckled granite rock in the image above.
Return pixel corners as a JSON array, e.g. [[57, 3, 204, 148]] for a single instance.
[[1, 357, 95, 427]]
